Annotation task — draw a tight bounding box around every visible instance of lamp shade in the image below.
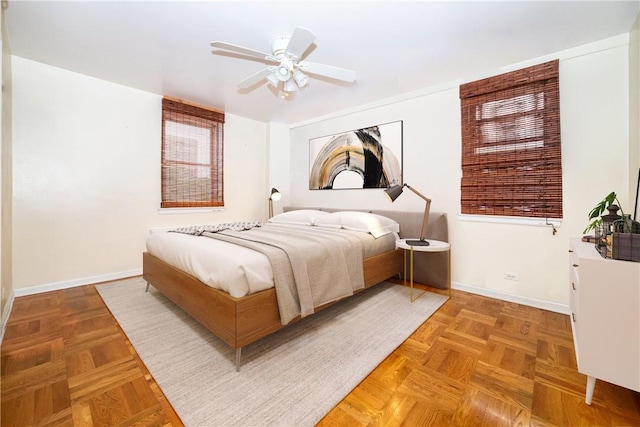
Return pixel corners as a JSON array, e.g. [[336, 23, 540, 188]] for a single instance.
[[270, 188, 281, 201], [383, 183, 432, 246], [268, 188, 281, 219], [384, 184, 404, 202], [284, 79, 298, 92], [293, 69, 309, 88]]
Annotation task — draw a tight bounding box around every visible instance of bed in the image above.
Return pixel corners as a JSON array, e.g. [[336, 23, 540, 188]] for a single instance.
[[143, 207, 449, 371]]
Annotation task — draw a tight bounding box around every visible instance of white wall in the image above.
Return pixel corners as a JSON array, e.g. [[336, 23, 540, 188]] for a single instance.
[[267, 122, 290, 214], [12, 57, 268, 292], [630, 15, 640, 211], [0, 6, 12, 337], [287, 35, 635, 311]]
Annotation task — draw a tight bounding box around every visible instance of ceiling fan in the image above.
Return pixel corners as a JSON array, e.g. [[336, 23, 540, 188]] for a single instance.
[[210, 27, 357, 95]]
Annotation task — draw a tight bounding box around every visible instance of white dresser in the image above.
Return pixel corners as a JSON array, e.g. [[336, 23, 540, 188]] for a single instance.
[[569, 238, 640, 404]]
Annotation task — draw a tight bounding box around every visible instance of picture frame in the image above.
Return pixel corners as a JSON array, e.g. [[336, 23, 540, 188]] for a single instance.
[[308, 120, 403, 190]]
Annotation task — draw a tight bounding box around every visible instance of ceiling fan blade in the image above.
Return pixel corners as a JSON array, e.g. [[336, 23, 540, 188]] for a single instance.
[[210, 41, 273, 60], [284, 27, 316, 59], [299, 61, 357, 83], [237, 67, 274, 89]]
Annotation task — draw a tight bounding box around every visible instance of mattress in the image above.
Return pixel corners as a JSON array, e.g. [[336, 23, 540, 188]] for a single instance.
[[145, 223, 398, 298]]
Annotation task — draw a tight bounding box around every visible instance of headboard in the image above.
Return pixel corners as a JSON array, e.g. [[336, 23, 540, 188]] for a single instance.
[[282, 207, 449, 290]]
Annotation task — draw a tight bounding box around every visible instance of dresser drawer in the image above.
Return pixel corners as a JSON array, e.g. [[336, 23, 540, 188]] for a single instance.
[[569, 262, 578, 303], [568, 248, 579, 314], [568, 248, 580, 357]]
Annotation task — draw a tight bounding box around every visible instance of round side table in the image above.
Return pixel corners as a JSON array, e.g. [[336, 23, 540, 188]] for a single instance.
[[395, 238, 451, 302]]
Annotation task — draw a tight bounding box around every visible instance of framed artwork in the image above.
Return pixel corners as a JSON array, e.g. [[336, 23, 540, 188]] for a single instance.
[[309, 120, 403, 190]]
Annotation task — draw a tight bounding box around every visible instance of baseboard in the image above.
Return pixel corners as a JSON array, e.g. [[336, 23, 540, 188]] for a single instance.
[[9, 271, 569, 318], [451, 281, 570, 315], [0, 290, 15, 343], [13, 269, 143, 297]]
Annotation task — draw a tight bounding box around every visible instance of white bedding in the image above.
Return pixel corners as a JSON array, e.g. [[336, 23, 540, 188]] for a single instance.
[[145, 223, 398, 298], [146, 230, 274, 298]]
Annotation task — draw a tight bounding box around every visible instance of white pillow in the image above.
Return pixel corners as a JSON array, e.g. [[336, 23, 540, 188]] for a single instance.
[[268, 209, 330, 226], [315, 211, 400, 238]]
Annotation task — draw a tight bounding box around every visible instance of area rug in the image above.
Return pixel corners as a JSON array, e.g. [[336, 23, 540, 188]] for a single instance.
[[96, 277, 448, 426]]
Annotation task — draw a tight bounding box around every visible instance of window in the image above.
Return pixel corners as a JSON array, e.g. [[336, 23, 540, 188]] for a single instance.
[[161, 97, 225, 208], [459, 60, 562, 219]]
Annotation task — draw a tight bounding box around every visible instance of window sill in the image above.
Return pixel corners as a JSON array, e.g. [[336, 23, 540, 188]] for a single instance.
[[158, 207, 224, 215], [458, 214, 562, 228]]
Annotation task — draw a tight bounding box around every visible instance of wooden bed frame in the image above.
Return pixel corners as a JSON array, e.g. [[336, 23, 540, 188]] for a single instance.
[[142, 208, 448, 371], [142, 249, 402, 370]]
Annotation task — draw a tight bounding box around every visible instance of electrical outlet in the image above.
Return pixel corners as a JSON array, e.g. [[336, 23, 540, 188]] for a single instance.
[[504, 272, 519, 281]]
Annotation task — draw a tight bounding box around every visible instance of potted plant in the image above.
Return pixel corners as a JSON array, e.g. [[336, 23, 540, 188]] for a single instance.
[[584, 191, 639, 262], [583, 191, 624, 234]]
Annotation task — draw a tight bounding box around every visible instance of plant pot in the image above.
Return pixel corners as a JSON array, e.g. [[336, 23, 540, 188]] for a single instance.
[[612, 233, 640, 262]]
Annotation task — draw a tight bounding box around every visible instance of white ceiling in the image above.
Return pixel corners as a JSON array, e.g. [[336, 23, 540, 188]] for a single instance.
[[5, 1, 639, 124]]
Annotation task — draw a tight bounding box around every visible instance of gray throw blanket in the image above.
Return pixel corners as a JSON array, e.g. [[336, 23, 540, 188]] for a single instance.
[[170, 222, 262, 236], [200, 223, 365, 325]]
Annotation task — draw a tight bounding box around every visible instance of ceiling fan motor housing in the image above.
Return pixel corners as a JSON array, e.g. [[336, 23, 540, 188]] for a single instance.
[[271, 37, 291, 57]]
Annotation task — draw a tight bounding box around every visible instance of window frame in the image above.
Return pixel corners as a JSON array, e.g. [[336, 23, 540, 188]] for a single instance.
[[160, 97, 225, 209], [459, 60, 562, 220]]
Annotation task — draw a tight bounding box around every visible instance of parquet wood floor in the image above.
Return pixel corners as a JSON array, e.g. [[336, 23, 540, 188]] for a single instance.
[[1, 284, 181, 426], [2, 279, 639, 426], [319, 284, 640, 427]]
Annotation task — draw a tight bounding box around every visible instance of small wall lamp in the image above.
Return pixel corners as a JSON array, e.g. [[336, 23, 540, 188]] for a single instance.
[[384, 183, 431, 246], [268, 187, 281, 218]]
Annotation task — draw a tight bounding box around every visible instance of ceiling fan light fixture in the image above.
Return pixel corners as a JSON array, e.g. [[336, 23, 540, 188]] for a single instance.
[[266, 73, 279, 87], [284, 79, 298, 92], [276, 58, 294, 82], [276, 65, 290, 81], [293, 69, 309, 88]]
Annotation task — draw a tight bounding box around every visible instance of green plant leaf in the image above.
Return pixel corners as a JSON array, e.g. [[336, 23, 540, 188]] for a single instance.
[[583, 218, 602, 234], [587, 191, 618, 220], [584, 191, 621, 235]]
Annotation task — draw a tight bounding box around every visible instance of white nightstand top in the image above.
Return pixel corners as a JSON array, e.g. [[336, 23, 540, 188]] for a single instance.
[[396, 238, 450, 252]]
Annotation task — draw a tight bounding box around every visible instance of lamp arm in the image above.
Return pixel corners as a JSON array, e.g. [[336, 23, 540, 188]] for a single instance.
[[405, 184, 431, 241], [419, 199, 431, 241], [404, 184, 430, 203]]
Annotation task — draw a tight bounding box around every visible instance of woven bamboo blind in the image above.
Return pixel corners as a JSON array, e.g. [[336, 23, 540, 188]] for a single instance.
[[459, 60, 562, 218], [161, 97, 225, 208]]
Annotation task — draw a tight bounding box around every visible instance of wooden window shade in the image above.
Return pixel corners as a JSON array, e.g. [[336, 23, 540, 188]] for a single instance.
[[161, 97, 225, 208], [459, 60, 562, 219]]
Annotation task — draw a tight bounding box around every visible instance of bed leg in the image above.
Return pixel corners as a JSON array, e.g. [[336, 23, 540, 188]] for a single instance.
[[145, 282, 150, 292], [235, 347, 242, 372]]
